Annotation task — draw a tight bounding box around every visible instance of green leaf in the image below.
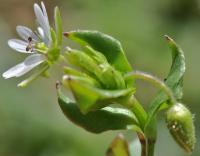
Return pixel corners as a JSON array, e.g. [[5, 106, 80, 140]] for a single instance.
[[57, 90, 139, 133], [144, 35, 185, 138], [106, 134, 130, 156], [63, 76, 135, 113], [54, 6, 62, 46], [64, 30, 132, 73]]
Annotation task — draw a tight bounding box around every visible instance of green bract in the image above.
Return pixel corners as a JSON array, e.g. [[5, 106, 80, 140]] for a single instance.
[[58, 89, 139, 133], [166, 103, 196, 153]]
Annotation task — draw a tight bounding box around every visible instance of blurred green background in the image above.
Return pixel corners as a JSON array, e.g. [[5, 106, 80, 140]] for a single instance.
[[0, 0, 199, 156]]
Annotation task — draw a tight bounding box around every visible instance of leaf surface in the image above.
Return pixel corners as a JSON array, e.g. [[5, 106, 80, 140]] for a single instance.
[[58, 90, 139, 133]]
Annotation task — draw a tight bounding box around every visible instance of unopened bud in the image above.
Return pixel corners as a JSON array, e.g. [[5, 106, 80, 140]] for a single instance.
[[166, 103, 196, 154]]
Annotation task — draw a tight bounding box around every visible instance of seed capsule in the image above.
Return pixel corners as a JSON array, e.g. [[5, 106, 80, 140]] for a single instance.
[[166, 103, 196, 154]]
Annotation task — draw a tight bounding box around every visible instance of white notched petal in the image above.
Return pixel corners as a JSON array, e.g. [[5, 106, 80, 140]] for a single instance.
[[24, 54, 46, 66], [16, 26, 39, 41], [2, 54, 46, 79], [34, 2, 50, 45], [8, 39, 33, 53], [16, 54, 45, 77]]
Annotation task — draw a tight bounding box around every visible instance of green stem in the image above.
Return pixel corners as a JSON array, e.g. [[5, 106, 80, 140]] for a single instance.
[[125, 71, 178, 156], [125, 71, 177, 105], [147, 139, 155, 156], [126, 96, 147, 129]]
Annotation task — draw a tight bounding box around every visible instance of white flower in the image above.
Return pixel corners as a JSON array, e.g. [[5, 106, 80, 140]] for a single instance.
[[2, 1, 51, 79]]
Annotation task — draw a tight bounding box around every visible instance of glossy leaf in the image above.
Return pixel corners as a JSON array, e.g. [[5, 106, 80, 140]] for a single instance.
[[64, 30, 132, 73], [145, 35, 186, 132], [63, 76, 135, 113], [106, 134, 130, 156], [58, 90, 139, 133]]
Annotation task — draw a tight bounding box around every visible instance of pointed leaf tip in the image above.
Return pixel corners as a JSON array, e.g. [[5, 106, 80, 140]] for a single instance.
[[63, 32, 69, 37], [164, 35, 172, 41], [65, 30, 132, 73]]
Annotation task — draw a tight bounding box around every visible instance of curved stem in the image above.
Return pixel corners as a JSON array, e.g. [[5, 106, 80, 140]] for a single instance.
[[125, 71, 177, 105], [125, 71, 177, 156]]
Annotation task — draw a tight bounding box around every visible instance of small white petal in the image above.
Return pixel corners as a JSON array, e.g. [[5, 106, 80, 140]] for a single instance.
[[37, 27, 45, 40], [41, 2, 48, 22], [2, 54, 46, 79], [8, 39, 33, 53], [34, 3, 50, 45], [16, 26, 39, 41], [24, 54, 46, 66], [3, 63, 25, 79]]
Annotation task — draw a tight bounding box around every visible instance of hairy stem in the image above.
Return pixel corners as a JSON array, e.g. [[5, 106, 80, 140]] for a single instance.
[[125, 71, 177, 105], [125, 71, 178, 156]]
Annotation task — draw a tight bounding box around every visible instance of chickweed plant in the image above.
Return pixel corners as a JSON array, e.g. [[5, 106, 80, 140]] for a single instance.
[[3, 2, 196, 156]]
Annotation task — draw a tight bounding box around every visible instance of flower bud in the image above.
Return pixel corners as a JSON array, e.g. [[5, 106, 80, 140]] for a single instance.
[[166, 103, 196, 154]]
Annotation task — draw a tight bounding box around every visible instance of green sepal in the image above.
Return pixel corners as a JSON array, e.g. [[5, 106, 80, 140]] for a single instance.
[[62, 74, 101, 88], [106, 134, 130, 156], [64, 49, 126, 89], [166, 103, 196, 153], [54, 6, 62, 46], [82, 45, 108, 64], [64, 30, 132, 73], [50, 28, 57, 48], [63, 76, 135, 113], [57, 89, 139, 133], [145, 36, 186, 135], [64, 48, 101, 78], [47, 47, 60, 63]]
